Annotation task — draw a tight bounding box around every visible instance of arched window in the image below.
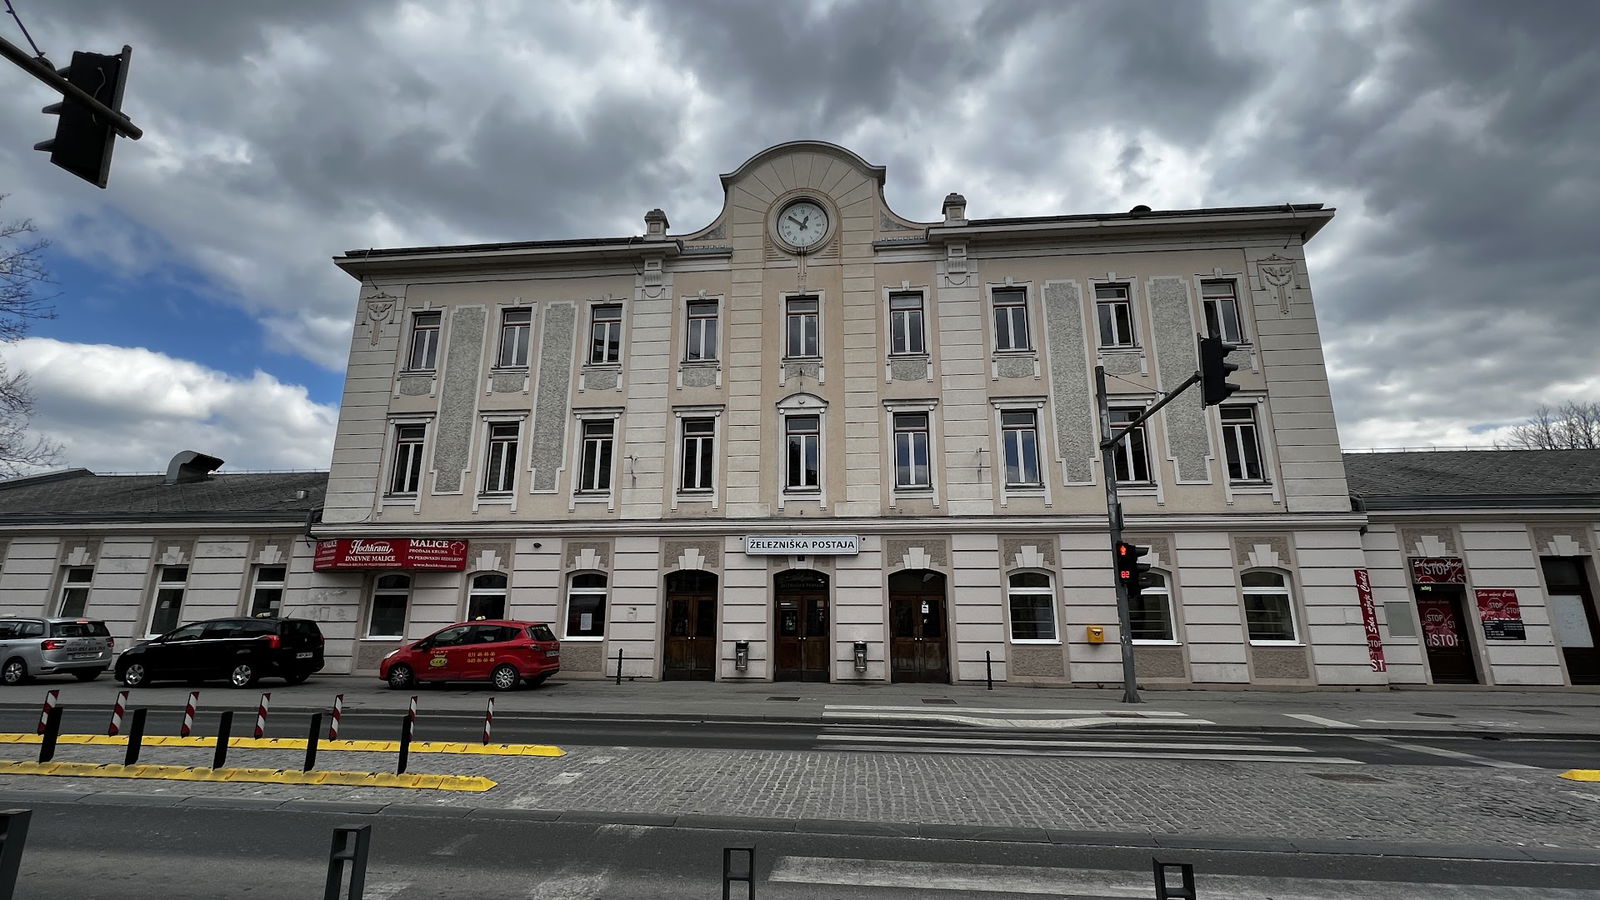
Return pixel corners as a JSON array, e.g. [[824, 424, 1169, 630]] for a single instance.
[[368, 573, 411, 638], [565, 573, 607, 639], [1242, 569, 1298, 643], [468, 572, 507, 621], [1008, 572, 1057, 641], [1131, 571, 1174, 642]]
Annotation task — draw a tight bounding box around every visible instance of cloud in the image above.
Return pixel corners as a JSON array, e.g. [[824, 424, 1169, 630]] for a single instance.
[[3, 338, 337, 473]]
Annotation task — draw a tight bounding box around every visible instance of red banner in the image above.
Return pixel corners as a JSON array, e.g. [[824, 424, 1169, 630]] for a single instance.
[[313, 538, 469, 571], [1353, 568, 1387, 672], [1409, 557, 1465, 584]]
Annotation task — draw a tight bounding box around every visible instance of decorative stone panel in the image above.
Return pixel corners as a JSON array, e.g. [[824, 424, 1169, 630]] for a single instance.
[[567, 543, 611, 572], [1043, 281, 1094, 484], [156, 542, 194, 567], [250, 540, 287, 566], [561, 642, 605, 674], [1010, 645, 1065, 678], [665, 540, 721, 571], [1133, 645, 1186, 679], [1099, 350, 1143, 376], [62, 540, 101, 567], [783, 361, 820, 382], [356, 641, 402, 670], [1533, 527, 1590, 556], [586, 368, 619, 391], [490, 371, 526, 394], [1250, 645, 1311, 680], [530, 304, 576, 491], [1398, 528, 1456, 557], [1233, 534, 1292, 569], [995, 355, 1035, 380], [885, 539, 948, 570], [698, 222, 726, 241], [398, 376, 432, 396], [681, 365, 719, 388], [431, 306, 487, 493], [468, 543, 511, 573], [1002, 537, 1055, 571], [890, 357, 929, 381], [1148, 276, 1209, 482]]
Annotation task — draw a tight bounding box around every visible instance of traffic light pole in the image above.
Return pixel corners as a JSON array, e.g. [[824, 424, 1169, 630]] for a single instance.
[[0, 37, 141, 139]]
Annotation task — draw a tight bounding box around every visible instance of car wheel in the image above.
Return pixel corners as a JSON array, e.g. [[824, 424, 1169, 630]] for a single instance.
[[120, 662, 147, 687], [0, 658, 28, 686], [491, 664, 521, 692], [283, 670, 310, 686], [527, 674, 550, 688], [387, 664, 415, 690], [72, 669, 102, 682], [228, 662, 258, 688]]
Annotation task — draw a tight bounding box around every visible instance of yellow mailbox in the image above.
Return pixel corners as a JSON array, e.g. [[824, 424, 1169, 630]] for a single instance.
[[1086, 625, 1106, 643]]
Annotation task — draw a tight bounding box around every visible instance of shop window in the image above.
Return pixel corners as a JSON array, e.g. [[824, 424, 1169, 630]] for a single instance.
[[368, 573, 410, 639], [1008, 572, 1057, 641], [565, 573, 607, 639], [1242, 569, 1298, 643], [468, 572, 507, 621]]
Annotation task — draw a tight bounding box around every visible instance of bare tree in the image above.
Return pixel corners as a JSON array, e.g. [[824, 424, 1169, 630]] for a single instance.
[[1499, 401, 1600, 450], [1, 196, 61, 475]]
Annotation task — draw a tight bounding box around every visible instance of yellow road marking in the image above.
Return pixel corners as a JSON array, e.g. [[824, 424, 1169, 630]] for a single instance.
[[0, 733, 562, 756], [0, 760, 495, 791], [1560, 769, 1600, 782]]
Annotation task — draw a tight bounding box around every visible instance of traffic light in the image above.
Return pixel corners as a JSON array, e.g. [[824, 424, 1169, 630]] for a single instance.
[[35, 49, 129, 188], [1115, 541, 1152, 604], [1199, 335, 1242, 407]]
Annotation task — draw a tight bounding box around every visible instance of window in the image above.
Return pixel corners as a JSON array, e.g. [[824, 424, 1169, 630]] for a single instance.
[[993, 288, 1030, 351], [1109, 408, 1152, 484], [889, 292, 925, 355], [57, 567, 93, 617], [483, 422, 519, 494], [1242, 570, 1298, 643], [468, 572, 507, 621], [248, 565, 287, 617], [1221, 405, 1266, 482], [589, 304, 622, 365], [1131, 571, 1174, 642], [685, 300, 719, 361], [368, 573, 410, 638], [680, 418, 715, 493], [389, 424, 426, 495], [497, 307, 531, 368], [149, 565, 189, 635], [1008, 572, 1057, 641], [406, 311, 441, 370], [565, 573, 607, 638], [1095, 284, 1135, 347], [1001, 410, 1040, 487], [785, 414, 820, 491], [1202, 280, 1244, 343], [785, 296, 819, 358], [893, 412, 931, 489], [578, 420, 614, 493]]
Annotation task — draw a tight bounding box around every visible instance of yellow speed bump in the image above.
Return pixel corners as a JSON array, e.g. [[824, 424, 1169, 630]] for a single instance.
[[0, 760, 496, 791], [0, 733, 562, 757], [1560, 770, 1600, 782]]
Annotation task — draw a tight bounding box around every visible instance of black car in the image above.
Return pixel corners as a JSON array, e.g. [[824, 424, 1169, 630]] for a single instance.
[[115, 617, 325, 688]]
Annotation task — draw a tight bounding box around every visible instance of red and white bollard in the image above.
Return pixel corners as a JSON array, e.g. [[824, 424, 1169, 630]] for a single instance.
[[328, 693, 343, 741], [253, 692, 271, 739], [483, 697, 494, 745], [36, 690, 59, 735], [108, 690, 128, 737], [408, 695, 418, 724], [180, 691, 199, 738]]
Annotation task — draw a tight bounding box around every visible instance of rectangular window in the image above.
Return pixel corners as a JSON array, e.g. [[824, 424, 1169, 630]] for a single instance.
[[993, 288, 1030, 351], [685, 300, 719, 361], [1221, 405, 1266, 482], [578, 420, 614, 493], [1001, 410, 1041, 487], [248, 565, 287, 618], [589, 304, 622, 365], [57, 567, 93, 617], [893, 412, 931, 489], [785, 415, 820, 491], [680, 418, 715, 492], [1202, 280, 1244, 343], [389, 424, 426, 495], [786, 296, 819, 358], [889, 292, 925, 355], [1109, 408, 1152, 483], [1243, 571, 1298, 643], [566, 574, 607, 638], [406, 311, 441, 370], [483, 422, 519, 494], [1130, 574, 1174, 642], [149, 565, 189, 635], [1008, 573, 1057, 641], [368, 574, 410, 638], [497, 307, 531, 368], [1095, 284, 1135, 347]]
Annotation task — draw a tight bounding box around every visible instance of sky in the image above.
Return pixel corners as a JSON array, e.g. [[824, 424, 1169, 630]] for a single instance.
[[1, 0, 1596, 475]]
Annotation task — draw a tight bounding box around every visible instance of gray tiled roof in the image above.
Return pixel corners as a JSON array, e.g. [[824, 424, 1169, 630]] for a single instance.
[[1343, 450, 1600, 509], [0, 469, 327, 525]]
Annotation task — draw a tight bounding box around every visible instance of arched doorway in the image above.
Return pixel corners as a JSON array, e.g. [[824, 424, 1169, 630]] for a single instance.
[[889, 569, 949, 683], [663, 570, 718, 681], [774, 569, 830, 682]]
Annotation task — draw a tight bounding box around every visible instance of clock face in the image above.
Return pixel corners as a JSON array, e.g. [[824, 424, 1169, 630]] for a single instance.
[[777, 200, 829, 250]]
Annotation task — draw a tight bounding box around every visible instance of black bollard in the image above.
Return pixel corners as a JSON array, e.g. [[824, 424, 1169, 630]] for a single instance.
[[0, 809, 33, 900], [123, 708, 148, 766], [323, 824, 371, 900], [985, 650, 993, 691], [305, 713, 323, 772], [615, 648, 623, 685], [37, 706, 64, 763], [213, 710, 234, 769], [396, 716, 412, 775]]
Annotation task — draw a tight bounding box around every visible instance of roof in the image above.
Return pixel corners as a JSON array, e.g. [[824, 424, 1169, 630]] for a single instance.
[[1343, 450, 1600, 510], [0, 470, 328, 526]]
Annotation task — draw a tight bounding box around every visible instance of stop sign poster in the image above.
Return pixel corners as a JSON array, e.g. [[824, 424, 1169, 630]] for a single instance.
[[1475, 588, 1527, 640]]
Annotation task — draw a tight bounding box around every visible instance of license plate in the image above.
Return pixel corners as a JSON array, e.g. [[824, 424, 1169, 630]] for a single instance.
[[71, 652, 99, 660], [545, 650, 560, 658], [295, 651, 313, 659]]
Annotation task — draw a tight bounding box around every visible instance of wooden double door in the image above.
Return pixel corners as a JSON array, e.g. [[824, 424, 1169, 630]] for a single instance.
[[774, 570, 830, 682], [889, 570, 949, 684], [663, 571, 717, 681]]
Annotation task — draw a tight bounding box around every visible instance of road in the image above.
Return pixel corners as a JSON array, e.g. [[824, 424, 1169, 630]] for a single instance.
[[5, 798, 1598, 899]]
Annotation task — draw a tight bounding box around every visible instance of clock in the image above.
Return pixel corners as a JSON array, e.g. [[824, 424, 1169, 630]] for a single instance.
[[776, 199, 829, 251]]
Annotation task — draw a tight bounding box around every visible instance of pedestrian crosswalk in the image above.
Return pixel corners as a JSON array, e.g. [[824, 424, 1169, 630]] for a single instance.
[[822, 704, 1214, 729], [814, 725, 1363, 765]]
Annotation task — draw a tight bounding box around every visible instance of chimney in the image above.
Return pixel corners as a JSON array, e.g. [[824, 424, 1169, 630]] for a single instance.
[[941, 193, 967, 226], [644, 208, 670, 240], [165, 451, 224, 485]]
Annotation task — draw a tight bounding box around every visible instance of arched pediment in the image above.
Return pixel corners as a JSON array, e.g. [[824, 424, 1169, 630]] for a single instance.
[[777, 392, 828, 412]]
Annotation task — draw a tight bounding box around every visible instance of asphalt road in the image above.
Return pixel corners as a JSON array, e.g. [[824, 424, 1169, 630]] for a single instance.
[[4, 798, 1598, 899]]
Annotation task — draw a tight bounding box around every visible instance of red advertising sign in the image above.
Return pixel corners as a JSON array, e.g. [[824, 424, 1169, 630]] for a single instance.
[[1353, 568, 1387, 672], [313, 538, 469, 571], [1409, 557, 1466, 585], [1475, 588, 1527, 640]]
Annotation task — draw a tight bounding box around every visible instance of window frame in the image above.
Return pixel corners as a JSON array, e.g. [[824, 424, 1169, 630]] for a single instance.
[[1000, 409, 1042, 488], [387, 422, 428, 496], [147, 565, 189, 637], [496, 306, 532, 369], [366, 572, 411, 639], [467, 572, 508, 621], [684, 299, 720, 362], [576, 418, 616, 495], [56, 566, 93, 618], [564, 572, 608, 640], [991, 287, 1032, 352], [481, 420, 520, 495], [679, 416, 716, 494], [1007, 571, 1059, 643], [888, 291, 926, 356], [405, 310, 441, 372], [1220, 404, 1267, 483], [1108, 407, 1154, 485], [1095, 284, 1137, 348], [784, 295, 821, 359], [247, 564, 287, 618], [1130, 570, 1177, 644], [1201, 279, 1246, 344], [892, 411, 932, 490], [588, 303, 623, 366], [784, 413, 822, 493], [1241, 569, 1300, 645]]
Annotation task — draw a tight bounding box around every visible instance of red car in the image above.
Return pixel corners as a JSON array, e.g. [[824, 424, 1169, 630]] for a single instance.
[[379, 620, 560, 691]]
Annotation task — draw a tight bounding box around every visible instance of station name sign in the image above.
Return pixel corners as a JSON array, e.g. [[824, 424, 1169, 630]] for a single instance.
[[744, 535, 860, 555], [314, 538, 469, 571]]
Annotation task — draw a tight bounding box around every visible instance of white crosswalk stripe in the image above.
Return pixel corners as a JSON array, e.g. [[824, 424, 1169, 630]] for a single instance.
[[815, 727, 1362, 764], [823, 704, 1214, 729]]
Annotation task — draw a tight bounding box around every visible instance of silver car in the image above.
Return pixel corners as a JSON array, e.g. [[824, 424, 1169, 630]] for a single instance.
[[0, 617, 114, 685]]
